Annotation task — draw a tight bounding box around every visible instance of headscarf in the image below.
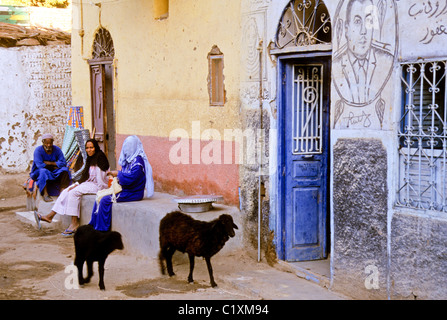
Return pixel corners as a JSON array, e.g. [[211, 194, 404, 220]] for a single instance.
[[79, 139, 110, 184], [41, 133, 54, 141], [119, 135, 154, 198]]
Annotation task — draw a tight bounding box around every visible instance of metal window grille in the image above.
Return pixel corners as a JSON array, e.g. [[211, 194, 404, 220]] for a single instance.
[[397, 60, 447, 211], [92, 28, 115, 59], [292, 64, 323, 154], [275, 0, 331, 49]]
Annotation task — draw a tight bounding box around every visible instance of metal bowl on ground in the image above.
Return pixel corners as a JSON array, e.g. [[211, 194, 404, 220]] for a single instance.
[[173, 195, 224, 213]]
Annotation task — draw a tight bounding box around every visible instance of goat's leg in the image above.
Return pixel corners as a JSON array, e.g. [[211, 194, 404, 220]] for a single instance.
[[98, 258, 106, 290], [165, 247, 176, 277], [205, 257, 217, 288], [158, 249, 166, 275], [85, 259, 94, 283], [74, 256, 85, 285], [187, 253, 195, 283]]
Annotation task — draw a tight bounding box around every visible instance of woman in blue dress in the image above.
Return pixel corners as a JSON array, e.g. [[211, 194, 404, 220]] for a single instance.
[[89, 135, 154, 231]]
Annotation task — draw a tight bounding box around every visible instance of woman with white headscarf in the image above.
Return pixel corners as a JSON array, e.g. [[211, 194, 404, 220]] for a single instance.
[[89, 135, 154, 231]]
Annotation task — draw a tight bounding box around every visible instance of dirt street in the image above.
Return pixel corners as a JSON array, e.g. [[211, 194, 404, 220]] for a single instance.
[[0, 173, 348, 302], [0, 207, 262, 300], [0, 174, 272, 300]]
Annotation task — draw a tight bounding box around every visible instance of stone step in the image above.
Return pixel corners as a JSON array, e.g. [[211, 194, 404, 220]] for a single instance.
[[17, 192, 244, 260]]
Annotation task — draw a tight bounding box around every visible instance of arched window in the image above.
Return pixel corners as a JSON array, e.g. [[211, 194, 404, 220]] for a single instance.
[[92, 28, 115, 59], [275, 0, 331, 50]]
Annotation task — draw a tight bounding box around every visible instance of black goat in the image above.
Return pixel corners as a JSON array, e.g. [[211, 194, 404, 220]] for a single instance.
[[158, 210, 238, 287], [73, 224, 124, 290]]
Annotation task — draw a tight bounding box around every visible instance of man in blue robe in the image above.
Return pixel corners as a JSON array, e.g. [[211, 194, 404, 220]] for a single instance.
[[30, 133, 71, 202]]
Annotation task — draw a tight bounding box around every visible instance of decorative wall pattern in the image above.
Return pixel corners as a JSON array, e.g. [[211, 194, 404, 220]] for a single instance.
[[0, 45, 71, 172], [241, 9, 269, 107]]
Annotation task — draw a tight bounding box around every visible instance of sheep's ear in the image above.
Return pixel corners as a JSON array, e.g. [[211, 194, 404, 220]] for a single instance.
[[233, 223, 238, 229]]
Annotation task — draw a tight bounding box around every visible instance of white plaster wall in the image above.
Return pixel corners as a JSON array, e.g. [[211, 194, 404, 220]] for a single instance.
[[397, 0, 447, 61], [0, 45, 72, 173]]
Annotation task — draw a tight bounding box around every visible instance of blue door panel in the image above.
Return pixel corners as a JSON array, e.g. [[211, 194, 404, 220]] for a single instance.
[[292, 187, 319, 246], [293, 161, 320, 180]]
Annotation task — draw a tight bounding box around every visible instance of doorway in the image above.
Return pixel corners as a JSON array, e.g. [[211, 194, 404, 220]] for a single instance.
[[278, 54, 331, 262], [88, 28, 116, 170], [274, 0, 332, 264]]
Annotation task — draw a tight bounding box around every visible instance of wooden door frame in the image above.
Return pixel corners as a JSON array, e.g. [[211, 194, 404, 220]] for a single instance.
[[276, 51, 332, 261], [88, 57, 115, 166]]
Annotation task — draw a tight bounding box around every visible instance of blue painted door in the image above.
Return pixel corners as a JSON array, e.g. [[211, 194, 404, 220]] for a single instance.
[[281, 56, 330, 261]]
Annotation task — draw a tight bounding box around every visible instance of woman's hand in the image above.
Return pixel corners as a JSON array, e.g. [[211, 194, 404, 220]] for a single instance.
[[107, 170, 119, 177]]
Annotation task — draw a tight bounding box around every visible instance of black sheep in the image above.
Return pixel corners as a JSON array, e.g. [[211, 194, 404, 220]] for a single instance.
[[158, 210, 238, 287], [73, 224, 124, 290]]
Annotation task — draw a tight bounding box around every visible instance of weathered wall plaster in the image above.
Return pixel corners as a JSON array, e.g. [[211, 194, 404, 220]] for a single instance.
[[333, 138, 388, 299], [0, 45, 72, 173]]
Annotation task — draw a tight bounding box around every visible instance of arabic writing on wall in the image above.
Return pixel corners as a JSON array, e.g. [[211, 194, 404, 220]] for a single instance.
[[0, 45, 72, 172], [21, 47, 72, 119], [405, 0, 447, 44]]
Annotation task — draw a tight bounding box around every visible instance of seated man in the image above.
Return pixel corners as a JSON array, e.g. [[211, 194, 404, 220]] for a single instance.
[[30, 133, 71, 202]]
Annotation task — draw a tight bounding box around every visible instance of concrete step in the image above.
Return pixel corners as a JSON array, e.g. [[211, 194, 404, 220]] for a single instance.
[[18, 192, 244, 260], [15, 210, 63, 230], [222, 268, 343, 300], [277, 259, 331, 289]]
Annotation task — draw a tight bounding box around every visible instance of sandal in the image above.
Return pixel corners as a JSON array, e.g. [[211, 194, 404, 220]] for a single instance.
[[33, 211, 41, 230], [61, 229, 76, 237]]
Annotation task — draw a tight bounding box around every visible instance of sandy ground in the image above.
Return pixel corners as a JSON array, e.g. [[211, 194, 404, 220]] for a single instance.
[[0, 173, 349, 302], [0, 174, 270, 300], [0, 204, 270, 300]]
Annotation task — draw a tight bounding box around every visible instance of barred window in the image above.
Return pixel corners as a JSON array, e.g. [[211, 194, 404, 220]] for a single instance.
[[397, 60, 447, 211]]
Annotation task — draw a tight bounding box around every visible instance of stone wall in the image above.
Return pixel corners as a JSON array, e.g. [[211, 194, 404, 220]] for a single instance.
[[391, 212, 447, 299], [332, 138, 388, 299], [238, 107, 274, 263], [0, 45, 72, 173]]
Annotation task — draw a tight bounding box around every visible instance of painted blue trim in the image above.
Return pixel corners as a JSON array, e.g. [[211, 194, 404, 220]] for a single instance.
[[277, 57, 286, 260], [276, 56, 287, 260], [276, 52, 332, 262]]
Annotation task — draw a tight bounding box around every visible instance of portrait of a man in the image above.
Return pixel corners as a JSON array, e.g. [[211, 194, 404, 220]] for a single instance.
[[333, 0, 394, 106]]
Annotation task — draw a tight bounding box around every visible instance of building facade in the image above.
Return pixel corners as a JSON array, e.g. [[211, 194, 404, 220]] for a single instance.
[[71, 0, 447, 299]]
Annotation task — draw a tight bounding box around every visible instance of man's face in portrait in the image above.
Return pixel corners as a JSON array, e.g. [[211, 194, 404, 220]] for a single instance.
[[345, 0, 374, 59]]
